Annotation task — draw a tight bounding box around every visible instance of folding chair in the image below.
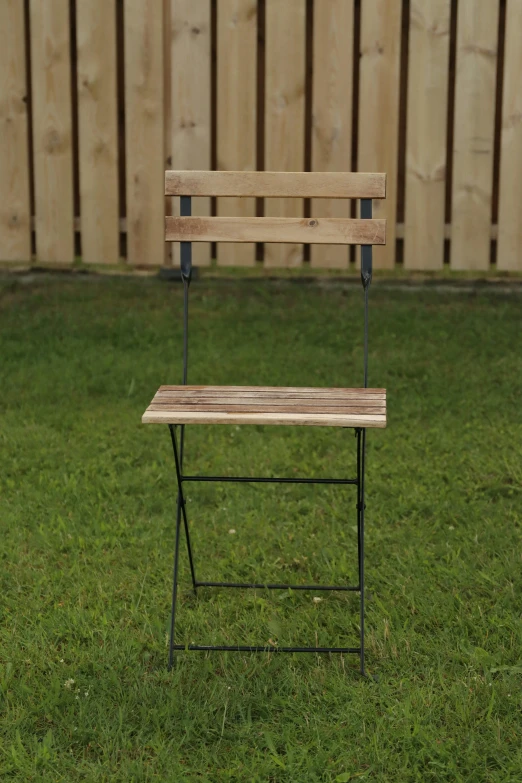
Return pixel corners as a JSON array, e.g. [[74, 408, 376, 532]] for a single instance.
[[142, 170, 387, 676]]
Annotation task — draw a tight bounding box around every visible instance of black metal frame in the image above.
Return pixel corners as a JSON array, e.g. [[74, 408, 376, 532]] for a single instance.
[[166, 196, 373, 675]]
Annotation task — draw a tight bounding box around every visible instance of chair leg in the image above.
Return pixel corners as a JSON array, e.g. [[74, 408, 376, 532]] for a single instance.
[[168, 425, 198, 670], [169, 425, 197, 594], [168, 493, 183, 670], [357, 428, 367, 677]]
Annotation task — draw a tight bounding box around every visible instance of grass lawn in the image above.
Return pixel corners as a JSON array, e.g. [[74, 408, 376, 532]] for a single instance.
[[1, 275, 521, 782]]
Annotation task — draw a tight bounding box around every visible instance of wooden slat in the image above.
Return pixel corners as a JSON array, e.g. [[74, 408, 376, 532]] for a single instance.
[[30, 0, 74, 265], [0, 0, 31, 263], [170, 0, 211, 267], [165, 216, 386, 245], [217, 0, 257, 267], [149, 403, 383, 414], [404, 0, 450, 270], [166, 170, 386, 198], [77, 0, 119, 265], [451, 0, 498, 271], [311, 0, 353, 269], [124, 0, 164, 267], [154, 393, 385, 405], [143, 410, 386, 427], [358, 0, 401, 270], [159, 385, 386, 394], [265, 0, 306, 267], [157, 396, 385, 406], [497, 0, 522, 271], [163, 0, 172, 267]]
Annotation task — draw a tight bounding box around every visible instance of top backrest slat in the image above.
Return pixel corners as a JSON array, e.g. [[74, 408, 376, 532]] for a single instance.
[[165, 170, 386, 199]]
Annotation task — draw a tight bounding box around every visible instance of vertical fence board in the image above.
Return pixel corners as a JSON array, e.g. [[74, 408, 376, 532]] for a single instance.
[[217, 0, 257, 267], [30, 0, 74, 264], [497, 0, 522, 271], [451, 0, 498, 271], [358, 0, 401, 269], [163, 0, 172, 266], [310, 0, 353, 269], [124, 0, 164, 267], [405, 0, 450, 270], [0, 0, 31, 263], [265, 0, 306, 267], [77, 0, 119, 265], [170, 0, 211, 267]]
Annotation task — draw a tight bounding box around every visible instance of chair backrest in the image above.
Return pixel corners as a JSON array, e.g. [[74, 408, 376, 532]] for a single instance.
[[165, 170, 386, 247], [165, 170, 387, 389]]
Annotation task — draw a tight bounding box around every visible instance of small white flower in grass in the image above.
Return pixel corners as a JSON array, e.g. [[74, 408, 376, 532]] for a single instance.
[[448, 525, 455, 531], [228, 529, 236, 535], [60, 658, 64, 663], [313, 597, 322, 604], [64, 678, 75, 690], [84, 691, 89, 697]]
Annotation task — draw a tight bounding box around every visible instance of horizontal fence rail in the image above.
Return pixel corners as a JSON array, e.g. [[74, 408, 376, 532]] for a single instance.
[[0, 0, 520, 272]]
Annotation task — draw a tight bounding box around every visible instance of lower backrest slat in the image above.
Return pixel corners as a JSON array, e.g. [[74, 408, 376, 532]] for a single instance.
[[165, 216, 386, 245]]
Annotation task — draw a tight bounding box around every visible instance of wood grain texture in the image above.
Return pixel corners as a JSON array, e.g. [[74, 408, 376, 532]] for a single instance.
[[165, 170, 386, 198], [143, 385, 387, 428], [404, 0, 450, 270], [358, 0, 401, 269], [497, 0, 522, 271], [163, 0, 173, 266], [165, 216, 386, 244], [170, 0, 211, 266], [158, 385, 386, 396], [30, 0, 74, 264], [311, 0, 353, 268], [77, 0, 119, 264], [124, 0, 164, 267], [0, 0, 31, 262], [217, 0, 257, 267], [451, 0, 498, 271], [265, 0, 306, 267]]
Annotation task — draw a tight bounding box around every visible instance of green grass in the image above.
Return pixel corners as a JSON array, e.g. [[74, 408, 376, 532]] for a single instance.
[[1, 275, 521, 782]]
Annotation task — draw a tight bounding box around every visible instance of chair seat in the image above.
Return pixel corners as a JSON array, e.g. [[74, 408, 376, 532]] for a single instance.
[[142, 386, 386, 428]]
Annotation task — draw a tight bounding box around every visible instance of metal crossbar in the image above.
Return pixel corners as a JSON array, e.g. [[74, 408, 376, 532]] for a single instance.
[[165, 195, 373, 677]]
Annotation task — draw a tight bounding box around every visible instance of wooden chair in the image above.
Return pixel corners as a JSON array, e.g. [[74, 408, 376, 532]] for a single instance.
[[142, 170, 387, 676]]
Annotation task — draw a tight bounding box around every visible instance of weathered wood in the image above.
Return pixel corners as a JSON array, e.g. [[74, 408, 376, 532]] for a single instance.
[[163, 0, 172, 266], [124, 0, 164, 267], [0, 0, 31, 263], [165, 216, 386, 245], [157, 388, 386, 402], [143, 385, 387, 428], [405, 0, 450, 270], [451, 0, 498, 271], [358, 0, 401, 269], [217, 0, 257, 267], [77, 0, 119, 264], [157, 392, 386, 402], [265, 0, 306, 267], [311, 0, 354, 268], [170, 0, 211, 266], [165, 170, 387, 198], [497, 0, 522, 271], [30, 0, 74, 264], [143, 410, 386, 427]]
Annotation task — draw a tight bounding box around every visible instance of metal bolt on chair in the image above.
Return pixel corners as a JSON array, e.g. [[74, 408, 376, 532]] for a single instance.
[[142, 170, 387, 676]]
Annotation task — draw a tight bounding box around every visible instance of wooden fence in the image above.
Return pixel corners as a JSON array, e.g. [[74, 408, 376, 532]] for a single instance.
[[1, 0, 521, 272]]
